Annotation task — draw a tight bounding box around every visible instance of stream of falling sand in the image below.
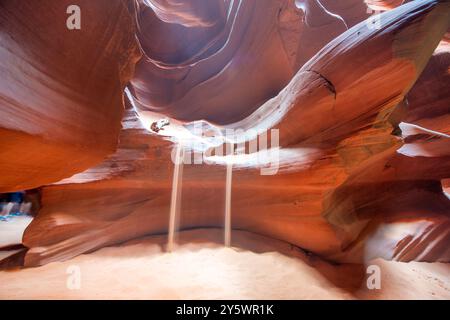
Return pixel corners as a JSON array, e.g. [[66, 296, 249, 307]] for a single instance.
[[167, 144, 184, 252], [224, 162, 233, 247]]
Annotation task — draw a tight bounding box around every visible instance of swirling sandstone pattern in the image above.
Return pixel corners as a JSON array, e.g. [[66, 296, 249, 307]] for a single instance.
[[0, 0, 140, 192], [0, 0, 448, 267]]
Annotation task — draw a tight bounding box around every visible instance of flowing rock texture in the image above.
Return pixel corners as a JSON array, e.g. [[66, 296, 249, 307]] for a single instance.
[[0, 0, 140, 192], [0, 0, 449, 267]]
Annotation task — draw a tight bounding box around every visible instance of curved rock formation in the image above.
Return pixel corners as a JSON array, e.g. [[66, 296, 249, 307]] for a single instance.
[[129, 0, 370, 125], [294, 0, 349, 68], [130, 0, 299, 124], [144, 0, 227, 27], [0, 0, 140, 192], [15, 0, 450, 267], [405, 52, 450, 134]]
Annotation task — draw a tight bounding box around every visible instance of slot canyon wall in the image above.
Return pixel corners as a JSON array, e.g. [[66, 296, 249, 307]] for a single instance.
[[0, 0, 449, 267], [0, 0, 141, 192]]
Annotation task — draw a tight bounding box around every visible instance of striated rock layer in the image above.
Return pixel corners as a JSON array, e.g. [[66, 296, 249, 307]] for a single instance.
[[0, 0, 140, 192], [17, 1, 450, 266], [128, 0, 372, 124]]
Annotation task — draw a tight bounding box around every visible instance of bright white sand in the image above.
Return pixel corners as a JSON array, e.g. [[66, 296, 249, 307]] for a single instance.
[[0, 229, 449, 300], [0, 216, 32, 248]]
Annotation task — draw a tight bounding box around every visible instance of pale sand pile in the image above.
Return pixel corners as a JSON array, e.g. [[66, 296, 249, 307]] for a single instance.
[[0, 229, 449, 300]]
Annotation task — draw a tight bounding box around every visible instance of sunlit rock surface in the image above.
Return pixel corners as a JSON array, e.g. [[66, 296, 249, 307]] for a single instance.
[[0, 0, 449, 268]]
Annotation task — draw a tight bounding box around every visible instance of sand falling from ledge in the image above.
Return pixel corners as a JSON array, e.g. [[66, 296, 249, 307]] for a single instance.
[[224, 162, 233, 247], [167, 144, 184, 252], [168, 144, 233, 250]]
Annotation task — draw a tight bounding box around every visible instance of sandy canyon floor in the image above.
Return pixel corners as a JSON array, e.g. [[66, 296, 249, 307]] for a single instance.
[[0, 219, 449, 300]]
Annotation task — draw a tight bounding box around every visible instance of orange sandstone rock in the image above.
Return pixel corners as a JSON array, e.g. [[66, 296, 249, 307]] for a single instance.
[[0, 0, 140, 192]]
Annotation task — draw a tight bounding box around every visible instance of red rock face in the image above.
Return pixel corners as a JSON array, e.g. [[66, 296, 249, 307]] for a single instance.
[[129, 0, 299, 124], [0, 0, 449, 266], [0, 0, 141, 192]]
